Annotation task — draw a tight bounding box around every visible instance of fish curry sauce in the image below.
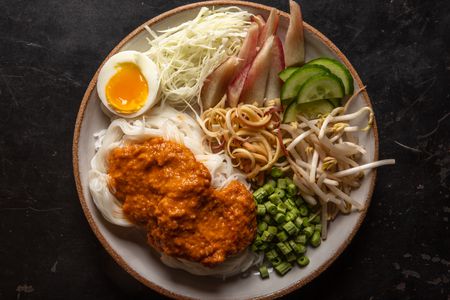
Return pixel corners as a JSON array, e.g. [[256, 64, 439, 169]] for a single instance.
[[107, 137, 256, 266]]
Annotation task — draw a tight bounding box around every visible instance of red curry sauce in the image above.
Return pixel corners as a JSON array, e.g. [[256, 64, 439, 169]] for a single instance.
[[107, 137, 256, 266]]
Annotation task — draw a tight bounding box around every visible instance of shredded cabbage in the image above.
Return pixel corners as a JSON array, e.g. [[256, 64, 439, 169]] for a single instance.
[[143, 7, 252, 108]]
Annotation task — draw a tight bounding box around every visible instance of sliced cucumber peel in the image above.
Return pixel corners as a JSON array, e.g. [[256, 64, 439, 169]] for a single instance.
[[306, 57, 354, 95], [280, 65, 330, 104], [328, 98, 341, 107], [278, 67, 300, 82], [296, 73, 345, 105], [284, 99, 335, 123]]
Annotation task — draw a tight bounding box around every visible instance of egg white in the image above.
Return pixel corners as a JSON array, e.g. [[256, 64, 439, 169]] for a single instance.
[[97, 50, 160, 118]]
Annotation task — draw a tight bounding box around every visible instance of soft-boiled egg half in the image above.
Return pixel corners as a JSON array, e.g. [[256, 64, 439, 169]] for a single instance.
[[97, 50, 159, 117]]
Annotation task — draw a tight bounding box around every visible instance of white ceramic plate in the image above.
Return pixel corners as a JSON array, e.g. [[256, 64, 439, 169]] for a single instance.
[[73, 1, 379, 299]]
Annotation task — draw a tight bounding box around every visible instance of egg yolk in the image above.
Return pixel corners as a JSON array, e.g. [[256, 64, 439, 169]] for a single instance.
[[105, 63, 148, 114]]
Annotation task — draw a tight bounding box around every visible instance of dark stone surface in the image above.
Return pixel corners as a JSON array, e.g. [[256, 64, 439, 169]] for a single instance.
[[0, 0, 448, 299]]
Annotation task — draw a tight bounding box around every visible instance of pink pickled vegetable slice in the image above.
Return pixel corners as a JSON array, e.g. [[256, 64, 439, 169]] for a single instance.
[[237, 23, 260, 71], [258, 8, 279, 47], [285, 0, 305, 66], [201, 56, 240, 110], [251, 15, 266, 30], [227, 62, 252, 107], [265, 36, 285, 100], [240, 35, 275, 105]]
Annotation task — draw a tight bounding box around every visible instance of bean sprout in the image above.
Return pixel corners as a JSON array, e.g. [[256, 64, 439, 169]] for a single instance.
[[279, 97, 395, 238]]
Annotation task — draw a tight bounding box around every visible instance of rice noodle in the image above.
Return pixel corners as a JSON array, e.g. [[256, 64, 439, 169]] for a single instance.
[[161, 249, 262, 278], [88, 104, 259, 277]]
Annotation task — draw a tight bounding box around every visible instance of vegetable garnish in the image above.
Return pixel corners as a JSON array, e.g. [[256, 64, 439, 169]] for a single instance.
[[277, 90, 395, 236], [281, 57, 354, 121], [252, 170, 322, 278], [199, 99, 282, 179], [143, 7, 252, 108], [284, 0, 305, 67]]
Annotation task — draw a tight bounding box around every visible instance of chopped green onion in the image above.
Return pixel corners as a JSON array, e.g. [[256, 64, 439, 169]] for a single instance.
[[257, 204, 266, 216], [265, 249, 278, 261], [298, 244, 307, 254], [258, 243, 268, 251], [302, 217, 310, 227], [303, 226, 314, 238], [299, 205, 309, 216], [270, 256, 282, 266], [297, 255, 310, 267], [264, 202, 277, 215], [282, 221, 299, 236], [262, 214, 272, 224], [268, 193, 282, 205], [290, 207, 300, 217], [261, 230, 274, 242], [259, 265, 269, 279], [310, 231, 321, 247], [274, 262, 292, 275], [274, 213, 286, 224], [295, 234, 307, 244], [262, 183, 275, 195], [276, 231, 288, 242], [286, 183, 297, 196], [294, 216, 303, 229], [276, 242, 292, 255], [315, 224, 322, 232], [271, 167, 283, 178], [267, 179, 277, 188], [277, 178, 288, 189], [277, 203, 287, 214], [285, 252, 297, 262], [289, 240, 306, 254], [253, 188, 268, 203], [285, 211, 297, 222], [284, 198, 296, 210], [288, 240, 297, 249], [267, 226, 278, 235], [254, 175, 326, 276], [294, 196, 304, 207], [274, 188, 285, 199], [254, 236, 263, 246], [257, 221, 268, 233]]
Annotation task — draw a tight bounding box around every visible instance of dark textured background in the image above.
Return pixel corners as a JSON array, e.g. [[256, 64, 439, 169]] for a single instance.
[[0, 0, 449, 299]]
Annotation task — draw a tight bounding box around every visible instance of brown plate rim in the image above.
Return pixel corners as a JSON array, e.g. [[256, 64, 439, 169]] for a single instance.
[[72, 1, 379, 299]]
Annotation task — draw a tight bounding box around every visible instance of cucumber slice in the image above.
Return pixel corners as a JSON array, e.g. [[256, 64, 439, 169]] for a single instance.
[[280, 65, 330, 104], [283, 100, 334, 123], [306, 58, 354, 95], [296, 73, 345, 104], [328, 98, 341, 107], [278, 67, 300, 82], [283, 101, 299, 123]]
